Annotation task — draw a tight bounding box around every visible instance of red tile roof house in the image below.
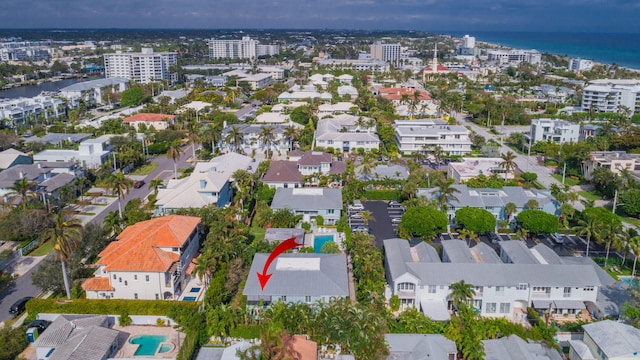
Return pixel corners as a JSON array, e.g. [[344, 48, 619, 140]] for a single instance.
[[82, 215, 202, 300], [122, 113, 177, 131]]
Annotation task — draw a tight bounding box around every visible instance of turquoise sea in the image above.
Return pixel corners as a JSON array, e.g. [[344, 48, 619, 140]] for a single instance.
[[448, 32, 640, 70]]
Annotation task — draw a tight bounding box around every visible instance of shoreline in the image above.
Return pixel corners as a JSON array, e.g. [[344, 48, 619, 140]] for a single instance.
[[473, 39, 640, 73], [0, 74, 85, 91]]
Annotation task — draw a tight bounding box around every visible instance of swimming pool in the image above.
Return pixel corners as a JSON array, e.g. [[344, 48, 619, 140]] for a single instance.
[[314, 234, 335, 253], [159, 343, 174, 353], [129, 335, 167, 356], [183, 296, 197, 301], [190, 287, 201, 293], [620, 276, 638, 289]]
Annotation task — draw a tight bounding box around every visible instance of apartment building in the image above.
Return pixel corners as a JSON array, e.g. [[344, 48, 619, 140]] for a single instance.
[[530, 118, 580, 144], [582, 151, 640, 180], [448, 157, 515, 183], [581, 79, 640, 115], [487, 49, 541, 65], [383, 238, 610, 322], [315, 58, 390, 73], [0, 95, 64, 126], [394, 119, 472, 156], [315, 114, 380, 152], [567, 58, 594, 71], [58, 77, 129, 108], [370, 42, 401, 65], [103, 48, 178, 84], [208, 36, 279, 59]]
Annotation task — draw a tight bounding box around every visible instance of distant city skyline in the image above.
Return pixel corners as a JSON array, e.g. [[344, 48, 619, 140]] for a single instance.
[[0, 0, 638, 33]]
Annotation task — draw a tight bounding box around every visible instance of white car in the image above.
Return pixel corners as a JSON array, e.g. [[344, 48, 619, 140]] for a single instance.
[[348, 200, 364, 211]]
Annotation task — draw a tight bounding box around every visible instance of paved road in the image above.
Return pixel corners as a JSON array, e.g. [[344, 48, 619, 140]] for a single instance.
[[0, 255, 50, 323], [91, 144, 193, 225]]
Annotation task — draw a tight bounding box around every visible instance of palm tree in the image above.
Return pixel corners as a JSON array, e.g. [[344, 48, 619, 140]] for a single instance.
[[193, 250, 216, 286], [504, 202, 517, 222], [573, 217, 603, 257], [166, 141, 184, 180], [601, 222, 623, 269], [360, 210, 375, 227], [283, 124, 299, 152], [499, 151, 517, 180], [525, 199, 539, 210], [449, 280, 476, 309], [629, 235, 640, 277], [110, 171, 131, 219], [435, 177, 459, 211], [258, 125, 276, 158], [148, 178, 164, 195], [188, 126, 200, 162], [41, 212, 82, 299], [200, 122, 222, 155], [7, 177, 37, 210], [224, 125, 244, 153]]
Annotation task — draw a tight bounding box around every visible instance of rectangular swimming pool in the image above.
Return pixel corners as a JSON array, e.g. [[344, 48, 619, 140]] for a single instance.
[[129, 335, 167, 356], [183, 296, 197, 301], [314, 234, 335, 253]]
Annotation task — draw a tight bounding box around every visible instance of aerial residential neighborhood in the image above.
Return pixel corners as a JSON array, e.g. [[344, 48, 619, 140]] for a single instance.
[[0, 28, 639, 360]]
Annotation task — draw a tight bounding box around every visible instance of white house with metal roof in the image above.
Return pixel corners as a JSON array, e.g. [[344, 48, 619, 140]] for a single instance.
[[155, 152, 255, 214], [383, 238, 612, 322], [394, 119, 472, 156], [315, 114, 380, 152], [243, 253, 349, 307], [33, 134, 114, 169], [417, 185, 560, 223], [58, 77, 129, 108], [271, 187, 342, 224]]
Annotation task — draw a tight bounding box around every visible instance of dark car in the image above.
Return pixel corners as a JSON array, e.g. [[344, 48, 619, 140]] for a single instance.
[[9, 296, 33, 316], [133, 180, 145, 189], [25, 319, 51, 333]]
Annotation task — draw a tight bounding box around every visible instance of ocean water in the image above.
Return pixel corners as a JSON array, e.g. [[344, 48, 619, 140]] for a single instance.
[[448, 32, 640, 70]]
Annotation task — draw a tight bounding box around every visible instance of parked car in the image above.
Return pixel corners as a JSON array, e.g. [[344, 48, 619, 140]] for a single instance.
[[489, 233, 500, 244], [551, 233, 564, 244], [353, 226, 369, 233], [133, 180, 145, 189], [378, 155, 383, 161], [391, 218, 402, 225], [388, 201, 403, 208], [348, 200, 364, 211], [350, 212, 363, 219], [9, 296, 33, 316], [25, 319, 51, 333]]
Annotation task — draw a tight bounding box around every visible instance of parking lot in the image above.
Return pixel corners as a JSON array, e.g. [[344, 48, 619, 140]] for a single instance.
[[347, 200, 405, 248]]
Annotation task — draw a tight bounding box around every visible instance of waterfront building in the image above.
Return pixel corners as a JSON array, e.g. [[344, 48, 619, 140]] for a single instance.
[[0, 95, 64, 126], [487, 49, 541, 65], [581, 79, 640, 116], [58, 77, 129, 108], [568, 58, 594, 71], [103, 48, 178, 84]]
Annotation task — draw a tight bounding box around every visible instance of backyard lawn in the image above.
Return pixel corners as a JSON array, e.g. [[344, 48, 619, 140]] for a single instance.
[[579, 190, 602, 202], [30, 240, 54, 256], [551, 174, 580, 186]]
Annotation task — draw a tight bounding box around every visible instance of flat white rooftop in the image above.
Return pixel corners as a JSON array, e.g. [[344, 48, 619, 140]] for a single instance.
[[276, 257, 321, 271]]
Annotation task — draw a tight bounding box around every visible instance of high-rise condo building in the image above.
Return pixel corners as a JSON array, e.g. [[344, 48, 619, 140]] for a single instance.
[[370, 42, 401, 65], [103, 48, 177, 84], [208, 36, 280, 59]]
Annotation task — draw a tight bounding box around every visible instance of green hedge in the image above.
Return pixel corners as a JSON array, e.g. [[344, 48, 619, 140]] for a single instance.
[[26, 298, 199, 316], [498, 228, 515, 233], [363, 190, 400, 201]]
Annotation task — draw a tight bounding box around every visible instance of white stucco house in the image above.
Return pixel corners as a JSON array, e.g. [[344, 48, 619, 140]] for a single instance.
[[315, 114, 380, 152]]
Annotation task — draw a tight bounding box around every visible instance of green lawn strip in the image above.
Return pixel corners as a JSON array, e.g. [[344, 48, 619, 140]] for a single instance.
[[30, 240, 54, 256], [551, 173, 579, 186], [130, 161, 159, 176], [579, 190, 602, 201], [249, 226, 266, 243]]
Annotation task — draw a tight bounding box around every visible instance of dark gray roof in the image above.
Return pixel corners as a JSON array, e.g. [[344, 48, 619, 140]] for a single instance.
[[271, 188, 342, 212], [582, 320, 640, 358], [24, 133, 92, 144], [34, 314, 109, 348], [405, 262, 604, 287], [38, 173, 75, 193], [0, 164, 50, 188], [595, 281, 631, 318], [561, 256, 616, 285], [499, 241, 539, 264], [442, 240, 475, 263], [48, 325, 120, 360], [483, 334, 563, 360], [470, 242, 502, 263], [243, 253, 349, 298], [385, 334, 457, 360]]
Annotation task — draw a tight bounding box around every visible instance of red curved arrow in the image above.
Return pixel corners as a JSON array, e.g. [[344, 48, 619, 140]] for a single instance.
[[257, 237, 301, 290]]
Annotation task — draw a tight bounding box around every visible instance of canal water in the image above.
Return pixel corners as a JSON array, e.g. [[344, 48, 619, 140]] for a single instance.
[[0, 78, 82, 99]]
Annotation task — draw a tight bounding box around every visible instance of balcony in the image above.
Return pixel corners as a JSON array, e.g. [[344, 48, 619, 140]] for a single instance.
[[397, 289, 416, 297], [531, 292, 551, 299]]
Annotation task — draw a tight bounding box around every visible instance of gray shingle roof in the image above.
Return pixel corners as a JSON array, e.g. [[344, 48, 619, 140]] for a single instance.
[[483, 334, 563, 360], [271, 188, 342, 212], [413, 242, 441, 263], [383, 238, 414, 280], [386, 334, 457, 360], [48, 325, 120, 360], [530, 243, 563, 264], [243, 253, 349, 298], [38, 173, 75, 193], [582, 320, 640, 358]]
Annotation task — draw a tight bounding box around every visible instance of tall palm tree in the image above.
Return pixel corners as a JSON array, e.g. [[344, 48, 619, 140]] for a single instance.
[[601, 222, 623, 269], [41, 212, 82, 299], [188, 126, 200, 162], [166, 141, 184, 180], [258, 125, 277, 158], [110, 171, 131, 219], [499, 151, 517, 180], [200, 122, 222, 155], [7, 177, 37, 210], [435, 177, 459, 211], [360, 210, 375, 227], [629, 235, 640, 277], [147, 178, 164, 195], [449, 280, 476, 309], [224, 125, 244, 153], [283, 124, 299, 152], [504, 202, 517, 222], [573, 217, 603, 258]]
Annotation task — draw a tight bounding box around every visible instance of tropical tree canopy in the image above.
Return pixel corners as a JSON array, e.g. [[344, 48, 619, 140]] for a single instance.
[[398, 206, 448, 240], [455, 207, 496, 234], [516, 210, 558, 234]]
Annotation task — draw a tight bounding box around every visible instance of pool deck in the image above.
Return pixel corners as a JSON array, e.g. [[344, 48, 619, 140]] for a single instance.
[[113, 325, 181, 358]]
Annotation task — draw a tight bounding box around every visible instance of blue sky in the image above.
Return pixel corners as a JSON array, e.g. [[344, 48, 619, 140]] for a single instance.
[[1, 0, 638, 33]]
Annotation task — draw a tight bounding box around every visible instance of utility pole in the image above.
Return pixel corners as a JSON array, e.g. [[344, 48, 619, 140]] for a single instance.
[[562, 162, 567, 185], [526, 136, 532, 172], [612, 189, 619, 215]]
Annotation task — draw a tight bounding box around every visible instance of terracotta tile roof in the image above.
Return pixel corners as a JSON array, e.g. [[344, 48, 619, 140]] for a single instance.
[[96, 215, 201, 272], [287, 335, 318, 360], [123, 113, 176, 123], [425, 65, 450, 71], [379, 88, 431, 101], [262, 160, 303, 183], [82, 277, 114, 291]]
